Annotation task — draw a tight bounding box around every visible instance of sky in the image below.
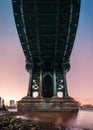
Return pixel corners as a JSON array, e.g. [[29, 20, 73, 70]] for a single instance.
[[0, 0, 93, 105]]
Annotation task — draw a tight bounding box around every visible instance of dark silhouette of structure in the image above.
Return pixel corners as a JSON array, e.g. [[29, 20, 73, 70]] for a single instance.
[[12, 0, 81, 112]]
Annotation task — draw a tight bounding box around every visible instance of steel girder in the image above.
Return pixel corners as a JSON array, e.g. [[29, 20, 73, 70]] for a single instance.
[[12, 0, 80, 72], [12, 0, 80, 98]]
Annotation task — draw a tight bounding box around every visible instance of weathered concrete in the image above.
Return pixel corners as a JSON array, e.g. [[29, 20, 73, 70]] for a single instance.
[[17, 96, 79, 112]]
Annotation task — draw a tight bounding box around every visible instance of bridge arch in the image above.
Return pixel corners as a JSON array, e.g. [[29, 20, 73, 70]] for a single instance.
[[43, 73, 53, 98]]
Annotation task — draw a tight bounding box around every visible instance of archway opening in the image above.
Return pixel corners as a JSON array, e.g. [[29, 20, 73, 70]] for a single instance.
[[32, 91, 39, 97], [57, 92, 63, 97], [43, 74, 53, 98]]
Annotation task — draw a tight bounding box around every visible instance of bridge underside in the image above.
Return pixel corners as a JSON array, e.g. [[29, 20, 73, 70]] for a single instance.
[[12, 0, 80, 111]]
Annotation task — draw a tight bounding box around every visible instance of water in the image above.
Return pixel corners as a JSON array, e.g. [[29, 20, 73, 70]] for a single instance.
[[16, 110, 93, 130], [7, 108, 17, 112]]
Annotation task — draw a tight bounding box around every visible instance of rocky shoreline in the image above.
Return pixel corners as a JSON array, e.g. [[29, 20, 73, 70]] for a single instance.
[[0, 113, 65, 130], [0, 111, 91, 130]]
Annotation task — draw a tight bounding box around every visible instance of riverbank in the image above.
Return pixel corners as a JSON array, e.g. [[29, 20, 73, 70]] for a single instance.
[[0, 114, 66, 130], [0, 110, 93, 130]]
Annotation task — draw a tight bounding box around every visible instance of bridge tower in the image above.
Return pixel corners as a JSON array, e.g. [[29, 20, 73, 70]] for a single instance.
[[12, 0, 80, 112], [26, 61, 69, 98]]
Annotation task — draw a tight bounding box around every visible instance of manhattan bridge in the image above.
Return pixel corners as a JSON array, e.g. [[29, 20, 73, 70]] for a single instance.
[[12, 0, 80, 111]]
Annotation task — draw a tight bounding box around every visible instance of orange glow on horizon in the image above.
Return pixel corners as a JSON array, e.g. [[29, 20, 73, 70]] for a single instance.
[[75, 97, 93, 106]]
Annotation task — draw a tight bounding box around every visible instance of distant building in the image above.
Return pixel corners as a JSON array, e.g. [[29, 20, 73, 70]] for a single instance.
[[10, 100, 15, 107], [81, 104, 93, 110], [0, 97, 2, 107]]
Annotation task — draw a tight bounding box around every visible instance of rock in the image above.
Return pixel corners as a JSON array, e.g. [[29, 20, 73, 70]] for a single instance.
[[31, 127, 36, 130], [0, 115, 58, 130]]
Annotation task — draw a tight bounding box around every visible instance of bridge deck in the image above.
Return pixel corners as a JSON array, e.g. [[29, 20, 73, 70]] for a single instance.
[[12, 0, 80, 71]]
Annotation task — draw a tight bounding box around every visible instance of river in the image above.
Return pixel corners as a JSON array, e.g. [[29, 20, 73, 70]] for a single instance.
[[15, 110, 93, 130]]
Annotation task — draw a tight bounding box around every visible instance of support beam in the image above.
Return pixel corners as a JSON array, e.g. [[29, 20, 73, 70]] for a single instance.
[[63, 68, 69, 97], [53, 69, 57, 96], [39, 69, 43, 96], [27, 70, 32, 97]]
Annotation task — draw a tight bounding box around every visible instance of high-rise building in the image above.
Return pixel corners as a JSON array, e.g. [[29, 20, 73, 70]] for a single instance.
[[0, 97, 2, 107], [10, 100, 15, 107]]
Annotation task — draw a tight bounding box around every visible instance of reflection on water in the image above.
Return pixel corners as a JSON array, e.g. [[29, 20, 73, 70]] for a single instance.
[[74, 110, 93, 129], [8, 108, 17, 112], [16, 110, 93, 130]]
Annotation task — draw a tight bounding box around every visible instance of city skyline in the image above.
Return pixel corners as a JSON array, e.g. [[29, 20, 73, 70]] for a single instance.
[[0, 0, 93, 105], [0, 97, 16, 106]]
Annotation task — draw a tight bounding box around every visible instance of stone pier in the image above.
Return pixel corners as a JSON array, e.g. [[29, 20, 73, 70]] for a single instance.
[[17, 96, 79, 112]]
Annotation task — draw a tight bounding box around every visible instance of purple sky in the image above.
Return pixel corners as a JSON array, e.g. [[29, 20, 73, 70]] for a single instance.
[[0, 0, 93, 105]]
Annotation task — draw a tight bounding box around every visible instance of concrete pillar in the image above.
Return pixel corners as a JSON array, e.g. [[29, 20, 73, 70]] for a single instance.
[[63, 68, 69, 97], [53, 69, 57, 96], [27, 70, 32, 97], [39, 69, 42, 96]]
